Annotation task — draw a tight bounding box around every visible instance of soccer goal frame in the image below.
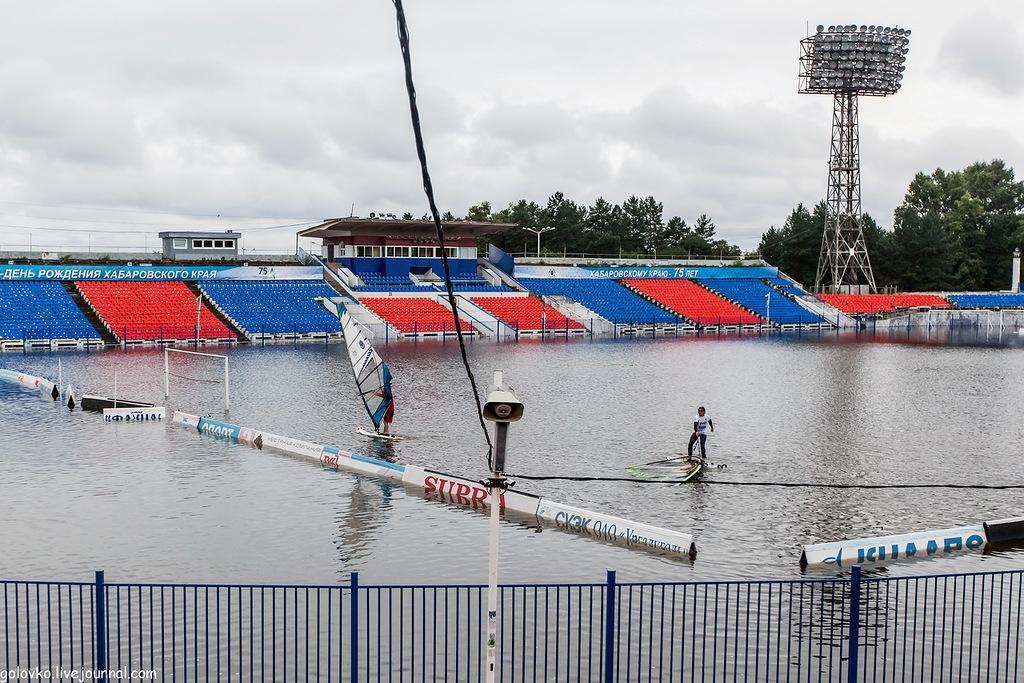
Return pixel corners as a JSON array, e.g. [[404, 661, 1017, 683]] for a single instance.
[[164, 348, 230, 412]]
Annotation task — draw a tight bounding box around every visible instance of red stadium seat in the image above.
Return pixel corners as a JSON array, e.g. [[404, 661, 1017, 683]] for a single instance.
[[622, 279, 761, 326], [360, 297, 475, 334], [818, 294, 950, 314], [76, 281, 237, 341], [470, 296, 584, 332]]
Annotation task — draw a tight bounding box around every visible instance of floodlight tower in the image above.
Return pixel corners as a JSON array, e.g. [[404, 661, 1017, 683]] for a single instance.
[[799, 24, 911, 293]]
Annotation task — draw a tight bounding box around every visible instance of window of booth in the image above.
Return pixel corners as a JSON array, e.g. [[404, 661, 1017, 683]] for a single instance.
[[173, 239, 187, 249], [356, 246, 383, 257], [386, 246, 411, 257]]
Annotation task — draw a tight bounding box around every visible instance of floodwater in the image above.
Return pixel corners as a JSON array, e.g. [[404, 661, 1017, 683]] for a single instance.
[[1, 328, 1023, 586]]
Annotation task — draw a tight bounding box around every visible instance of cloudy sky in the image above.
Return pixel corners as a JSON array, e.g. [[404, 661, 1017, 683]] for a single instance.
[[0, 0, 1021, 253]]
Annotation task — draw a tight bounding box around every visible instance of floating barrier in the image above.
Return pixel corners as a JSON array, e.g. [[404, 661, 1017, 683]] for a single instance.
[[173, 411, 697, 559], [801, 515, 1024, 569], [81, 394, 154, 412], [103, 406, 166, 422], [0, 369, 59, 400]]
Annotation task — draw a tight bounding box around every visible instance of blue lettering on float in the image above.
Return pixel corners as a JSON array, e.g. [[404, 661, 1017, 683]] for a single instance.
[[197, 417, 242, 440]]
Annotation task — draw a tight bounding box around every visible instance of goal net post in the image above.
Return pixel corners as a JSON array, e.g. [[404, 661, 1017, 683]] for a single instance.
[[163, 348, 230, 413]]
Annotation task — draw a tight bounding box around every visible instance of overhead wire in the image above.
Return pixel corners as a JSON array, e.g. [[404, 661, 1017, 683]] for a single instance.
[[505, 473, 1024, 489], [390, 0, 493, 461]]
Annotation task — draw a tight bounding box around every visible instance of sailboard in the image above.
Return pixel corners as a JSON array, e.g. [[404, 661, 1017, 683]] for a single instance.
[[356, 426, 403, 442], [340, 310, 398, 440], [627, 458, 704, 484]]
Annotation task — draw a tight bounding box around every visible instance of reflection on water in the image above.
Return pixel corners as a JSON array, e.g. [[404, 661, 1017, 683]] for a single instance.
[[1, 329, 1023, 584]]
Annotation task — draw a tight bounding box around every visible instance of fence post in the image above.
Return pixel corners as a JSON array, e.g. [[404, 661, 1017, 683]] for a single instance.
[[603, 569, 616, 683], [350, 571, 359, 683], [847, 565, 861, 683], [95, 570, 108, 681]]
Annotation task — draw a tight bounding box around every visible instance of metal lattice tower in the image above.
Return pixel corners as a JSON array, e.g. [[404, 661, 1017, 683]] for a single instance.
[[817, 92, 875, 292], [799, 24, 911, 293]]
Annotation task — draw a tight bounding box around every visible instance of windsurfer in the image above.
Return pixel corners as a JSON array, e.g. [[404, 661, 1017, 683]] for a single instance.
[[687, 406, 713, 461], [380, 394, 395, 436]]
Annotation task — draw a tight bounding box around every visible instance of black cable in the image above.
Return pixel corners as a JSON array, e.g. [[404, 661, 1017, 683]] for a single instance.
[[391, 0, 493, 460], [506, 474, 1024, 489]]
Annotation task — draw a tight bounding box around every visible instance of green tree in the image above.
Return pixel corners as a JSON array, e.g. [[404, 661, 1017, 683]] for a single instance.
[[465, 201, 492, 222], [693, 214, 716, 241], [892, 161, 1024, 290], [621, 195, 664, 252], [756, 202, 826, 285]]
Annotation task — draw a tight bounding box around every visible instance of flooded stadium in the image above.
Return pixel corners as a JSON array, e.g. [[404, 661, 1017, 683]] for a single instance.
[[2, 330, 1022, 585]]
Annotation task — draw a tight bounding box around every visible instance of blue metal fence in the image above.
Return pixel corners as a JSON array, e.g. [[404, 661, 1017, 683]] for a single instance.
[[2, 567, 1021, 681]]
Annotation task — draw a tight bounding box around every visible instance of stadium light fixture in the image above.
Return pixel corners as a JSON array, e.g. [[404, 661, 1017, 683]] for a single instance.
[[798, 23, 912, 293], [522, 226, 555, 257]]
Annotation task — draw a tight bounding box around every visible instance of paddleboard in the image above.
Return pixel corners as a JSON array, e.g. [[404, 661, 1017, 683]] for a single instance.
[[357, 426, 403, 442]]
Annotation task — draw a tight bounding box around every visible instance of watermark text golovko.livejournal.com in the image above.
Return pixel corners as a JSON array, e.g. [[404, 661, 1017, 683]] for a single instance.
[[0, 668, 157, 681]]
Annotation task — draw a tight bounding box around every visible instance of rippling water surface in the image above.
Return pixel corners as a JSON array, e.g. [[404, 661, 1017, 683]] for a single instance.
[[1, 328, 1023, 585]]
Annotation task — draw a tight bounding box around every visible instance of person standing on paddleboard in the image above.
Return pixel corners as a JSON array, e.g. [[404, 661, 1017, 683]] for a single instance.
[[687, 406, 713, 461]]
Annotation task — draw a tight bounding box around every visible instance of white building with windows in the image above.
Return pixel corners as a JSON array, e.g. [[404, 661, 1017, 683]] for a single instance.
[[159, 231, 240, 261]]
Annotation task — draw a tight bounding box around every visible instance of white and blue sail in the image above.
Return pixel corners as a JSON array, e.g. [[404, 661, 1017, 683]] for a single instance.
[[341, 310, 394, 433]]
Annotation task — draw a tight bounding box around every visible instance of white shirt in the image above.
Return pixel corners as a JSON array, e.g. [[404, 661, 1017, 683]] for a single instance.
[[694, 414, 712, 435]]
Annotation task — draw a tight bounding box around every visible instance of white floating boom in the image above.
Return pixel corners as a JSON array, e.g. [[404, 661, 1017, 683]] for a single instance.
[[172, 411, 697, 560], [801, 516, 1024, 570], [0, 369, 59, 400]]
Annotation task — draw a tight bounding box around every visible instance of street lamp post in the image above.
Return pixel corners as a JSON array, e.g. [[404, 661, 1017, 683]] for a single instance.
[[522, 226, 555, 257]]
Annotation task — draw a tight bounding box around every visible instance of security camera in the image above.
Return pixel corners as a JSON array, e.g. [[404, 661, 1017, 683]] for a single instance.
[[483, 387, 524, 423]]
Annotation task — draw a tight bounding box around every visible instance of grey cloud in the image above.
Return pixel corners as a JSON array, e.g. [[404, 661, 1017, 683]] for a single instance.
[[938, 12, 1024, 96], [0, 1, 1021, 253]]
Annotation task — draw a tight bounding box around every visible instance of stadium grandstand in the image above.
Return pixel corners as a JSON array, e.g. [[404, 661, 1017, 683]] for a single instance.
[[471, 295, 585, 334], [518, 278, 681, 326], [699, 278, 825, 325], [623, 278, 761, 327], [76, 281, 237, 343], [818, 293, 951, 315], [2, 221, 1022, 350], [0, 281, 101, 347], [199, 280, 343, 338], [946, 293, 1024, 310], [360, 297, 476, 335]]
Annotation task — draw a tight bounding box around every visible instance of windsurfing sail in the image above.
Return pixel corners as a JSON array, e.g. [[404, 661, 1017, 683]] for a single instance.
[[341, 311, 395, 433]]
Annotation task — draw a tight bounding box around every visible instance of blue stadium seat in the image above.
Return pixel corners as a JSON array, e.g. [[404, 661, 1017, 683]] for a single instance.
[[698, 279, 823, 325], [519, 278, 680, 324], [947, 293, 1024, 309], [0, 281, 101, 340], [199, 280, 343, 335]]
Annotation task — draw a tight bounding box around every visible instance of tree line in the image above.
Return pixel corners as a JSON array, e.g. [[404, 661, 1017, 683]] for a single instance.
[[404, 194, 744, 259], [759, 160, 1024, 291]]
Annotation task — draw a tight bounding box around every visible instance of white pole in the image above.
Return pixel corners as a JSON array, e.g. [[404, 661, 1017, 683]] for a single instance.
[[485, 449, 500, 683], [164, 348, 170, 400], [113, 370, 118, 408], [196, 294, 202, 339], [485, 369, 503, 683], [224, 356, 230, 413], [58, 359, 62, 400]]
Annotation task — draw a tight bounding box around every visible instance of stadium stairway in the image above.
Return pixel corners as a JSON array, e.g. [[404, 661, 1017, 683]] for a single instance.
[[60, 282, 119, 345], [183, 282, 247, 339], [445, 296, 510, 337]]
